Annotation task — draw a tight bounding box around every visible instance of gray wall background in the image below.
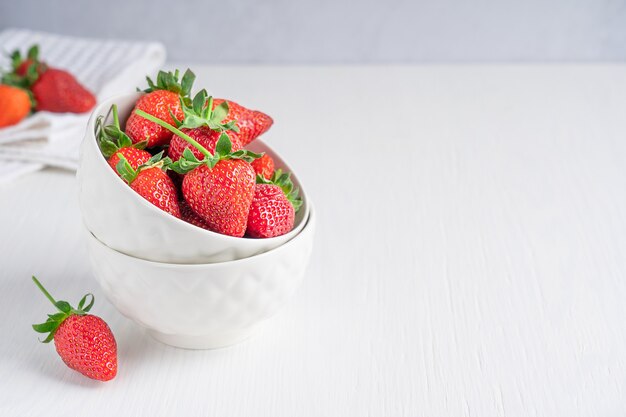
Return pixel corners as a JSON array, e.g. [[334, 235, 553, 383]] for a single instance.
[[1, 0, 625, 63]]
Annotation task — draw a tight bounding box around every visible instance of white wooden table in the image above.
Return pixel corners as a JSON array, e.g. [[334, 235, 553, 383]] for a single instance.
[[2, 65, 626, 416]]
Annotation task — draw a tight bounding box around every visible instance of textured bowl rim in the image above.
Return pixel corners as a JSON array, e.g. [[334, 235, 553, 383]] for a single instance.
[[84, 92, 310, 244], [85, 202, 316, 269]]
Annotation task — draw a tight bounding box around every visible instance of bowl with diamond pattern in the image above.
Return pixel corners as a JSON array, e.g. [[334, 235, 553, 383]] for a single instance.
[[84, 204, 316, 349]]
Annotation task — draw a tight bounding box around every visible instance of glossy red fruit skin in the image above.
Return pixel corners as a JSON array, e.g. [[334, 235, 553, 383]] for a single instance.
[[180, 199, 210, 230], [130, 167, 181, 218], [168, 127, 243, 162], [182, 160, 256, 237], [213, 99, 272, 146], [125, 90, 184, 148], [32, 68, 96, 113], [251, 154, 275, 180], [107, 148, 152, 174], [246, 184, 295, 238], [53, 314, 117, 382]]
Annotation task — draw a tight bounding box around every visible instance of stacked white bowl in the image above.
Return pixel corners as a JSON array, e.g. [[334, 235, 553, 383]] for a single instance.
[[77, 94, 316, 349]]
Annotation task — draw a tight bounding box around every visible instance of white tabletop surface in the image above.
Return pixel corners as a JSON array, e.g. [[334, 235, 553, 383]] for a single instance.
[[2, 65, 626, 416]]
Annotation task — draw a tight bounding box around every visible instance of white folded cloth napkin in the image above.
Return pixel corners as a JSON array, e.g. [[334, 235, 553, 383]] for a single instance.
[[0, 28, 167, 182]]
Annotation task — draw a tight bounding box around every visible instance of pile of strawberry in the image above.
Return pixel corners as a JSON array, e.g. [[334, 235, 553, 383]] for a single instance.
[[0, 45, 96, 128], [98, 69, 302, 238]]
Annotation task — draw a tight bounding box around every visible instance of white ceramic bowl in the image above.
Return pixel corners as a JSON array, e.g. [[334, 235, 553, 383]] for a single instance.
[[77, 93, 309, 264], [85, 204, 316, 349]]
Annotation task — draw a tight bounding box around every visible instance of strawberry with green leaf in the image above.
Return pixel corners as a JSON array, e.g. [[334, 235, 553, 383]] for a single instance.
[[116, 152, 181, 218], [168, 89, 242, 162], [125, 69, 195, 147], [251, 153, 275, 180], [175, 137, 260, 237], [212, 98, 273, 146], [134, 108, 261, 237], [31, 276, 117, 382], [1, 44, 47, 88], [247, 169, 302, 238], [15, 45, 46, 76], [2, 44, 95, 114], [97, 104, 151, 174]]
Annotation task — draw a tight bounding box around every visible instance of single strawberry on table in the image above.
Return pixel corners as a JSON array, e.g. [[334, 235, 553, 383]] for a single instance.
[[97, 104, 151, 173], [116, 152, 182, 219], [31, 276, 117, 382], [135, 108, 261, 237], [247, 169, 303, 238], [212, 98, 273, 146], [168, 89, 242, 162], [0, 84, 32, 128], [125, 69, 195, 148]]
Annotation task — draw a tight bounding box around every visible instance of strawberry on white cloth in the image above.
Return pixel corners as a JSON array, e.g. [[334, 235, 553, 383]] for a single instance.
[[0, 28, 166, 182]]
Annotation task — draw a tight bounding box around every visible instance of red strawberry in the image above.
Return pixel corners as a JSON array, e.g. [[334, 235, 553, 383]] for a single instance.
[[247, 184, 295, 238], [168, 90, 242, 162], [0, 85, 31, 127], [97, 104, 151, 175], [125, 90, 183, 147], [116, 153, 181, 218], [134, 105, 262, 236], [125, 69, 195, 148], [213, 98, 272, 146], [130, 167, 181, 218], [31, 276, 117, 382], [246, 169, 302, 238], [180, 199, 210, 230], [14, 45, 47, 77], [108, 148, 151, 172], [2, 44, 94, 114], [1, 45, 47, 88], [251, 153, 275, 180], [31, 69, 96, 113], [183, 159, 256, 236], [169, 126, 242, 162]]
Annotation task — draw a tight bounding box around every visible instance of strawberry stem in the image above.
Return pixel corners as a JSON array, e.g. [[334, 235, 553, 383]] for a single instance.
[[32, 276, 58, 306], [112, 104, 120, 129], [134, 109, 212, 159], [31, 276, 98, 344], [206, 96, 214, 120]]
